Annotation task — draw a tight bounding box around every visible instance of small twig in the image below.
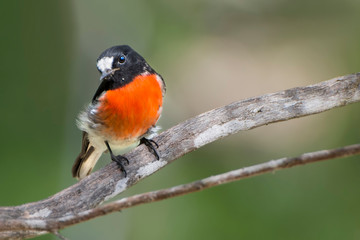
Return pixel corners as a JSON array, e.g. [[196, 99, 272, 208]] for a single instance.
[[52, 231, 69, 240]]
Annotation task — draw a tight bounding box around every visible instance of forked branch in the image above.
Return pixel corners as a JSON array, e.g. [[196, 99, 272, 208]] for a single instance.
[[0, 72, 359, 239]]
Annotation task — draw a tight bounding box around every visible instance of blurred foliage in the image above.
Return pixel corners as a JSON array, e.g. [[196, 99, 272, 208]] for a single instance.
[[0, 0, 359, 240], [0, 1, 73, 203]]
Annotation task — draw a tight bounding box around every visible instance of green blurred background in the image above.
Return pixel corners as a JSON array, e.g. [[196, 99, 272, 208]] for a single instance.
[[1, 0, 360, 239]]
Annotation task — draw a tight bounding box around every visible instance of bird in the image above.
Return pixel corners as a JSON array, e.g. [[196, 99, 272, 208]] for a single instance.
[[72, 45, 165, 180]]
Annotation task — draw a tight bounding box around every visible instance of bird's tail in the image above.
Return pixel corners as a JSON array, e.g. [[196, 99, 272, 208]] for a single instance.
[[72, 132, 103, 180]]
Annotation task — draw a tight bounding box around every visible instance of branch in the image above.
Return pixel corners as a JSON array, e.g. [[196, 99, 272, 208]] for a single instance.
[[3, 143, 360, 233], [0, 72, 359, 239]]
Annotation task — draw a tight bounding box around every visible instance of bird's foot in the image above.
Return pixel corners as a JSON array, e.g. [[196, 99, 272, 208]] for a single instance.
[[140, 138, 160, 160], [110, 154, 129, 178]]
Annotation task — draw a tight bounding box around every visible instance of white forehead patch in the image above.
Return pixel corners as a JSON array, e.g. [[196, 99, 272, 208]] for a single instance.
[[97, 57, 114, 73]]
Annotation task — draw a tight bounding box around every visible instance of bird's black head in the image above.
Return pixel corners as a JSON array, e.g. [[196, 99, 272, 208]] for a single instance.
[[96, 45, 155, 84], [92, 45, 156, 102]]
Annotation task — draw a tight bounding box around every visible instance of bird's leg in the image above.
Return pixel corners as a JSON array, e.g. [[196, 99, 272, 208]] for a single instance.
[[105, 141, 129, 177], [139, 137, 160, 160]]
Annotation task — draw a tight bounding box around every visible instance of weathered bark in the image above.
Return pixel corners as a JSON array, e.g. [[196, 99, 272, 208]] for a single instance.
[[0, 72, 359, 239]]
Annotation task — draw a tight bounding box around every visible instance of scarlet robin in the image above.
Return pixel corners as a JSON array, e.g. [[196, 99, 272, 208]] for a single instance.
[[72, 45, 165, 180]]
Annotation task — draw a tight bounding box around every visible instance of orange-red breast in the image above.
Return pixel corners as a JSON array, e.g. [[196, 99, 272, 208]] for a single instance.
[[72, 45, 165, 180]]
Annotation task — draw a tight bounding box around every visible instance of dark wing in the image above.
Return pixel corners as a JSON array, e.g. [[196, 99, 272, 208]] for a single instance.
[[72, 131, 91, 177], [157, 73, 166, 97]]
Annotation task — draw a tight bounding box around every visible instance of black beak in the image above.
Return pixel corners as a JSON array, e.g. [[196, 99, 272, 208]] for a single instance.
[[100, 71, 112, 81], [100, 68, 120, 81]]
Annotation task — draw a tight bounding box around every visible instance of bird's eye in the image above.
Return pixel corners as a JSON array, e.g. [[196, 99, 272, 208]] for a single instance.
[[118, 56, 126, 64]]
